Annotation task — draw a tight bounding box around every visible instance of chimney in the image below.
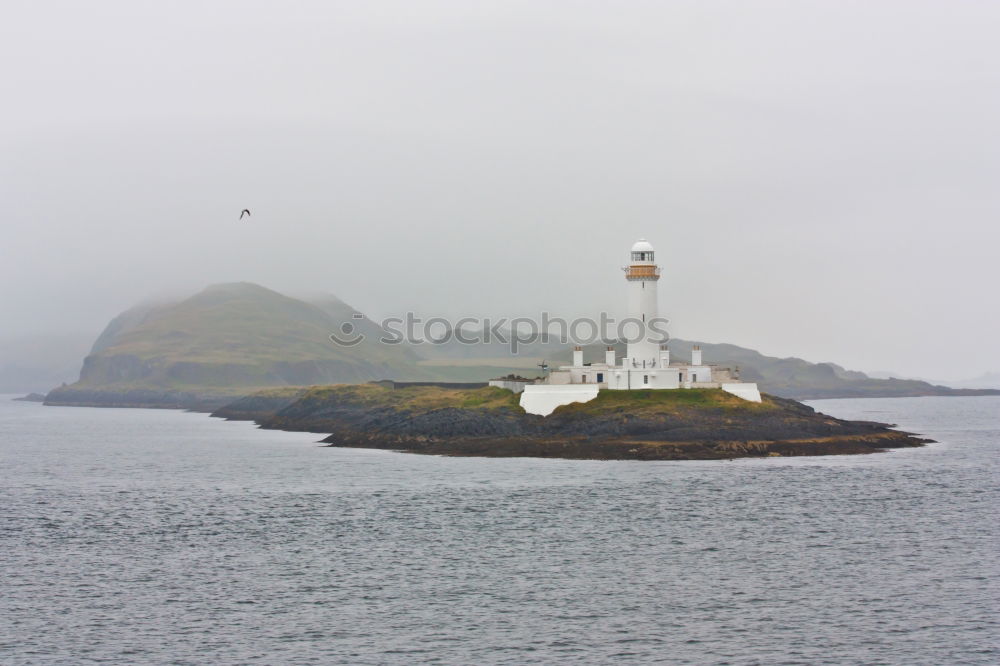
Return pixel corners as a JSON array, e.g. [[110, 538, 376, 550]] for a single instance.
[[691, 345, 702, 366], [605, 346, 616, 366], [573, 345, 583, 367], [659, 343, 670, 368]]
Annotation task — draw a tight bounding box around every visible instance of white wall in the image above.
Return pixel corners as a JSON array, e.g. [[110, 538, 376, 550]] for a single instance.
[[626, 277, 661, 367], [721, 383, 762, 402], [607, 368, 680, 390], [566, 364, 613, 386], [520, 384, 600, 416], [684, 365, 712, 383], [547, 370, 572, 385], [488, 379, 533, 394]]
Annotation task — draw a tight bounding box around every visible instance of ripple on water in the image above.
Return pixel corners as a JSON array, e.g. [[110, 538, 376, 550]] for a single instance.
[[0, 396, 998, 664]]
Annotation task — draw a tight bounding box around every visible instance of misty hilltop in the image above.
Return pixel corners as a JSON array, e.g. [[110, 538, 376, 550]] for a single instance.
[[43, 283, 530, 408], [78, 282, 418, 387]]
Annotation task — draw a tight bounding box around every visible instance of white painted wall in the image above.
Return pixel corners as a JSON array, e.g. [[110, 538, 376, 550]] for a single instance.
[[626, 276, 661, 367], [685, 365, 711, 383], [610, 370, 627, 390], [565, 364, 612, 386], [607, 368, 680, 390], [488, 379, 534, 394], [658, 368, 682, 389], [547, 370, 572, 385], [520, 384, 600, 416], [721, 383, 762, 402]]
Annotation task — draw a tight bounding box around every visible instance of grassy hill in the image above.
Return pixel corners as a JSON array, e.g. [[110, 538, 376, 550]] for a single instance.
[[74, 282, 417, 387], [45, 283, 531, 407]]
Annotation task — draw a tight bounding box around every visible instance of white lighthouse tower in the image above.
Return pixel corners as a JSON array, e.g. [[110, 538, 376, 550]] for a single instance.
[[623, 238, 663, 370]]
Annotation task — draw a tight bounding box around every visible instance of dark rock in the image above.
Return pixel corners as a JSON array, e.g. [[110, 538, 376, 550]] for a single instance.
[[210, 389, 308, 421]]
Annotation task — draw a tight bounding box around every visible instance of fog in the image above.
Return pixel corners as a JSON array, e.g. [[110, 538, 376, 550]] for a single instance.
[[2, 0, 998, 382]]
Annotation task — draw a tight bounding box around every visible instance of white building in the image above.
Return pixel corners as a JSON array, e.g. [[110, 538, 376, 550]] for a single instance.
[[520, 239, 761, 416]]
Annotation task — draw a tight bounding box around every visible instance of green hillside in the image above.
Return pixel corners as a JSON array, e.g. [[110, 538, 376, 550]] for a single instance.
[[72, 283, 417, 387], [50, 283, 530, 407]]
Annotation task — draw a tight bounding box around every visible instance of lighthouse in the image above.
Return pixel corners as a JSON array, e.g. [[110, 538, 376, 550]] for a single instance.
[[624, 238, 663, 370], [515, 237, 762, 415]]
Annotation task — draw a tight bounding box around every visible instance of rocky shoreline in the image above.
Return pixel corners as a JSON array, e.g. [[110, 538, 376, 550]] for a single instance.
[[212, 384, 931, 461], [12, 393, 47, 402]]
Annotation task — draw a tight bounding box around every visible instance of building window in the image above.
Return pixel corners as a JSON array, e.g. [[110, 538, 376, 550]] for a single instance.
[[643, 375, 649, 385], [597, 373, 604, 383]]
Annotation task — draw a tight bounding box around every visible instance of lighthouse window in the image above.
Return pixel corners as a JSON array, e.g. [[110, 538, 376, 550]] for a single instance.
[[631, 251, 654, 261]]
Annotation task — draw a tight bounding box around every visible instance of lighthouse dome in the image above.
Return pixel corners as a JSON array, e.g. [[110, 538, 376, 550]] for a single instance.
[[630, 238, 655, 263]]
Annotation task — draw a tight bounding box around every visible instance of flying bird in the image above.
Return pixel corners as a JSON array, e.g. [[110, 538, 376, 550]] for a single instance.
[[239, 209, 251, 220]]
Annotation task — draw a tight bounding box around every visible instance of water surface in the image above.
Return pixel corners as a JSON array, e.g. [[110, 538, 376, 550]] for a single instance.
[[1, 395, 997, 664]]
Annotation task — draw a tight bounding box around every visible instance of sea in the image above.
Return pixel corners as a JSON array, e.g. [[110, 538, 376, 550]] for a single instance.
[[1, 395, 997, 665]]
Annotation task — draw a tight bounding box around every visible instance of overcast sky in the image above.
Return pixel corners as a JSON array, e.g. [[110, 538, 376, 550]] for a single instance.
[[2, 0, 998, 380]]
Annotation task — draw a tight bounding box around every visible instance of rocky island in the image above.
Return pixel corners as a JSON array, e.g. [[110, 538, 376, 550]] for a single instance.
[[213, 383, 929, 460]]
